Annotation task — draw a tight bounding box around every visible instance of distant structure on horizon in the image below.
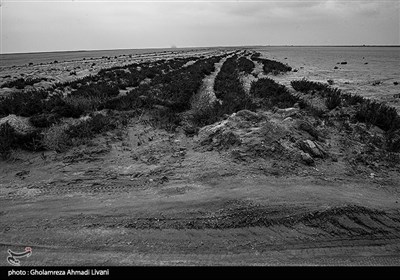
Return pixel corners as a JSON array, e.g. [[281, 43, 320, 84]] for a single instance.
[[170, 45, 177, 49]]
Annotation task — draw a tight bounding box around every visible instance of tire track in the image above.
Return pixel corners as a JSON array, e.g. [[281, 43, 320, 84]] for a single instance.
[[73, 201, 400, 245]]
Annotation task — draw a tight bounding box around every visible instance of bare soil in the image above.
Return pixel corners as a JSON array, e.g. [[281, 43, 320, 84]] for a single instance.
[[1, 111, 400, 265]]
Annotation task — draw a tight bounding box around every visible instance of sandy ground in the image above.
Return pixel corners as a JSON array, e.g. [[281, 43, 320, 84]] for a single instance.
[[1, 50, 400, 266], [1, 115, 399, 266]]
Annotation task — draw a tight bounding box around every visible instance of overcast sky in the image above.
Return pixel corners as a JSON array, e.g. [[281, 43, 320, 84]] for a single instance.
[[1, 0, 399, 53]]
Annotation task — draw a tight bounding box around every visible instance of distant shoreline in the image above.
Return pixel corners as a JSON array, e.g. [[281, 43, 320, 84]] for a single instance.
[[1, 45, 399, 56], [263, 45, 400, 48], [0, 46, 212, 56]]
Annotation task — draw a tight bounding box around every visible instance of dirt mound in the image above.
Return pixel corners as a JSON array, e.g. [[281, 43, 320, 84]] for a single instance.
[[196, 109, 328, 165], [0, 114, 36, 135]]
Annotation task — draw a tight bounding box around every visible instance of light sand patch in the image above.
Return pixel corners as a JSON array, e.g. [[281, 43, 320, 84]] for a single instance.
[[191, 55, 233, 109]]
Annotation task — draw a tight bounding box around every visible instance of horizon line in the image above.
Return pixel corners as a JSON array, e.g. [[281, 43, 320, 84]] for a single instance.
[[1, 44, 400, 55]]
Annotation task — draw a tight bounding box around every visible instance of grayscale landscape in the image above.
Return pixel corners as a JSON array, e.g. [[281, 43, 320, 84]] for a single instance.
[[0, 0, 399, 266]]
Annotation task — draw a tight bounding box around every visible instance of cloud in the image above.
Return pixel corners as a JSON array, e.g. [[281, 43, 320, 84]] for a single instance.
[[1, 0, 398, 53], [210, 0, 395, 22]]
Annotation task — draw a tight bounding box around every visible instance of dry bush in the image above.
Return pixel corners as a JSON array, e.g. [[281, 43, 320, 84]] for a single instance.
[[41, 123, 71, 152], [0, 123, 14, 159], [64, 95, 104, 114], [250, 78, 299, 109]]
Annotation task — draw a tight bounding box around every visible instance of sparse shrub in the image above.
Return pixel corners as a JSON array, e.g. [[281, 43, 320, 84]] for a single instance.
[[141, 55, 224, 112], [15, 130, 44, 152], [40, 113, 129, 152], [96, 56, 217, 114], [66, 114, 126, 139], [264, 60, 292, 75], [292, 79, 400, 132], [237, 57, 255, 74], [354, 100, 400, 131], [60, 74, 95, 90], [213, 55, 255, 118], [252, 56, 292, 75], [64, 95, 104, 114], [46, 95, 85, 118], [325, 93, 341, 110], [66, 114, 117, 139], [30, 113, 59, 128], [41, 123, 71, 152], [250, 78, 299, 109], [341, 93, 364, 106], [42, 56, 200, 121], [0, 77, 45, 89], [102, 92, 142, 111], [70, 83, 119, 99], [190, 101, 223, 127], [0, 90, 48, 117], [149, 108, 181, 131], [0, 123, 14, 159], [291, 79, 330, 93]]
